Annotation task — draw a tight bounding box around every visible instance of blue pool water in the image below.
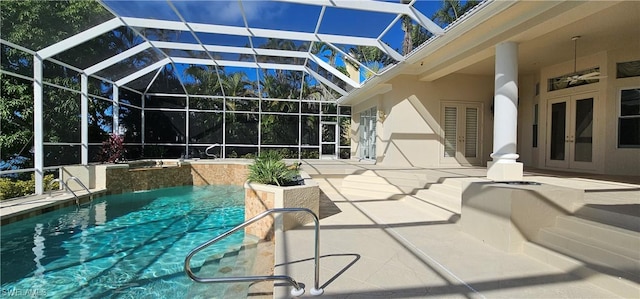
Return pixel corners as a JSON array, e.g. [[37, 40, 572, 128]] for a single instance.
[[1, 185, 249, 298]]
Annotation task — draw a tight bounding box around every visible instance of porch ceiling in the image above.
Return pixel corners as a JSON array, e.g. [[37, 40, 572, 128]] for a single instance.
[[413, 1, 638, 81]]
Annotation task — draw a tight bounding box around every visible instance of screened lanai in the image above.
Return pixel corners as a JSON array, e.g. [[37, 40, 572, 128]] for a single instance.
[[1, 0, 449, 196]]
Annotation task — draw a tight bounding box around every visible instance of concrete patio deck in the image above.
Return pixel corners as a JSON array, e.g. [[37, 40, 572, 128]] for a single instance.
[[273, 160, 639, 298]]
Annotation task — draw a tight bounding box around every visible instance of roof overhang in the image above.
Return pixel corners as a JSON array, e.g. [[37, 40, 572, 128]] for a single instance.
[[338, 0, 628, 106]]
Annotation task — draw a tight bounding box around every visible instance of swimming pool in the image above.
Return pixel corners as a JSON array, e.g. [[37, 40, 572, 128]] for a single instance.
[[1, 185, 255, 298]]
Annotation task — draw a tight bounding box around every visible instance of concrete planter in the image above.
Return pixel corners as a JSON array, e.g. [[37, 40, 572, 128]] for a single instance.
[[244, 172, 319, 240]]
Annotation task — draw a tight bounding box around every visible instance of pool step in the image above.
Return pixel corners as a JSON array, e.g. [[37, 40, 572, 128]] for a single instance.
[[340, 170, 486, 216], [525, 211, 640, 298], [341, 171, 422, 199], [411, 181, 462, 214], [524, 241, 638, 298], [573, 203, 640, 232], [341, 170, 437, 199], [188, 235, 262, 297]]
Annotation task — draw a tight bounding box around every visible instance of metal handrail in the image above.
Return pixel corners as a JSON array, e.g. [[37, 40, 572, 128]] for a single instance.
[[184, 207, 324, 297], [47, 178, 81, 206], [47, 178, 67, 198], [205, 143, 220, 158], [65, 177, 91, 195], [65, 177, 92, 206]]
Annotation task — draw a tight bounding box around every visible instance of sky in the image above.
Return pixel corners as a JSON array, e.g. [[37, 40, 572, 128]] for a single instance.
[[100, 0, 445, 89], [102, 0, 444, 52]]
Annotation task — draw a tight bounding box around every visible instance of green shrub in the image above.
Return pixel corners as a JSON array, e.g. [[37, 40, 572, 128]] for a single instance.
[[248, 150, 299, 186], [0, 174, 58, 200]]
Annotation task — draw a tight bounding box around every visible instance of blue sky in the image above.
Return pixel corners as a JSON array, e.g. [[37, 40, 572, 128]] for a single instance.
[[102, 0, 445, 88], [103, 0, 444, 48]]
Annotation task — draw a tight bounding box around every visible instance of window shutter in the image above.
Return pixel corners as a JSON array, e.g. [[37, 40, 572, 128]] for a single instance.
[[465, 108, 478, 157], [444, 107, 457, 157]]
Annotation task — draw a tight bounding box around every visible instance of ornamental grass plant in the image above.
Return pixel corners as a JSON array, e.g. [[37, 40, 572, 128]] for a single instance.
[[247, 150, 300, 186]]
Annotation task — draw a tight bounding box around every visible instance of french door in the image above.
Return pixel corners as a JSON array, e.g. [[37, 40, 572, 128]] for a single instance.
[[546, 93, 596, 170], [320, 122, 338, 159], [441, 102, 482, 165], [359, 107, 376, 160]]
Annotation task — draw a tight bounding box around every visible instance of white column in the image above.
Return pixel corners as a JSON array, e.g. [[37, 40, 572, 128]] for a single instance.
[[113, 86, 119, 134], [33, 55, 44, 194], [487, 41, 523, 181], [185, 96, 189, 158], [81, 74, 89, 165], [141, 93, 145, 152]]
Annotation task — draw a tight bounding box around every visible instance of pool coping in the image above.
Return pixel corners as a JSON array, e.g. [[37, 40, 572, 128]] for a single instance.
[[0, 188, 108, 225]]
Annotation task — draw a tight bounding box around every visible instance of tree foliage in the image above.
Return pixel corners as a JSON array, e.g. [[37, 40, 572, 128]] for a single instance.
[[432, 0, 481, 27], [1, 0, 351, 167], [0, 0, 117, 167]]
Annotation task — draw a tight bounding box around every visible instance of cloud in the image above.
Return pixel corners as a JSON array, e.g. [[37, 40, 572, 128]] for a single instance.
[[195, 1, 286, 26]]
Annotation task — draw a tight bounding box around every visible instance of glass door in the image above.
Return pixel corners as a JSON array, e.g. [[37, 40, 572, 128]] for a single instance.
[[546, 93, 595, 170], [359, 107, 377, 160], [321, 122, 338, 159]]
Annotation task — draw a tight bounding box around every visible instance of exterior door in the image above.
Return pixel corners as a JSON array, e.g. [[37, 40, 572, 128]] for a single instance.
[[546, 93, 596, 170], [321, 122, 338, 159], [359, 107, 377, 160], [441, 102, 482, 165]]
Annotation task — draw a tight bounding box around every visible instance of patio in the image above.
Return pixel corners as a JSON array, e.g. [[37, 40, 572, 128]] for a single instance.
[[271, 160, 639, 298]]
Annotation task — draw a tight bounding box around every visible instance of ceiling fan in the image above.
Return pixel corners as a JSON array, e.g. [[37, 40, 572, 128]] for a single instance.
[[564, 36, 606, 85]]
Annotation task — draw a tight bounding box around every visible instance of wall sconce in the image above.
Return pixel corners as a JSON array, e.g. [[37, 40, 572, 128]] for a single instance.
[[377, 109, 387, 122]]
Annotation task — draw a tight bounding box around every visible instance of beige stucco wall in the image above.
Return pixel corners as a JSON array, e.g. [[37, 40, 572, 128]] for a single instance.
[[604, 46, 640, 176], [535, 46, 640, 175], [244, 174, 319, 240], [352, 43, 638, 175], [516, 73, 538, 166], [353, 73, 494, 167]]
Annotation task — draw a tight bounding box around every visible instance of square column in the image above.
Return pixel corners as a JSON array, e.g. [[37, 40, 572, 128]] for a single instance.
[[81, 74, 89, 165], [488, 41, 522, 181], [33, 56, 44, 194]]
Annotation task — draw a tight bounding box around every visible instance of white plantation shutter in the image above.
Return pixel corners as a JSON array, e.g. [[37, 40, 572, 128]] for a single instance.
[[465, 107, 478, 157], [444, 106, 457, 157]]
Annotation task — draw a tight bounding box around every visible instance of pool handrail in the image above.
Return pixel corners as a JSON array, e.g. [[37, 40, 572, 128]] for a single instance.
[[205, 143, 220, 158], [65, 176, 92, 206], [47, 178, 68, 198], [184, 207, 324, 297]]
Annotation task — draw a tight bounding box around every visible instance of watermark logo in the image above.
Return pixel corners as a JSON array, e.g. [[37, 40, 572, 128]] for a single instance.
[[2, 288, 47, 298]]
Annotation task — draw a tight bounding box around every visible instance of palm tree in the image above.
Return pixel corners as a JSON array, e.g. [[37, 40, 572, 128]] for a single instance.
[[432, 0, 481, 27], [184, 65, 223, 99], [312, 42, 338, 67], [400, 0, 414, 55]]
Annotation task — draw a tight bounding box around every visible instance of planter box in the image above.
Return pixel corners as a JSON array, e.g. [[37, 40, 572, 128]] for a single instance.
[[244, 172, 319, 240]]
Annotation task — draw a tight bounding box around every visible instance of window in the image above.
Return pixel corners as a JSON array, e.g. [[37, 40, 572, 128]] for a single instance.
[[617, 60, 640, 79], [533, 104, 538, 148], [618, 88, 640, 148], [548, 67, 600, 91]]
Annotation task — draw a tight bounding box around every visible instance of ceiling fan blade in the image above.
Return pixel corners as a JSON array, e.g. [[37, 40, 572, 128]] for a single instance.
[[577, 74, 607, 81], [564, 75, 580, 82], [579, 71, 601, 78]]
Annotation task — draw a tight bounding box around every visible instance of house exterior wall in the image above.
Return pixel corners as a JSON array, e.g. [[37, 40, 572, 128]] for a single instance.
[[533, 46, 640, 176], [353, 74, 494, 167], [604, 46, 640, 176], [516, 73, 539, 167], [352, 47, 638, 176], [348, 1, 638, 176]]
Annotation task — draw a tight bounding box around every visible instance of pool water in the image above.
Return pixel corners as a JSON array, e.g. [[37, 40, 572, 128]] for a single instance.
[[1, 185, 255, 298]]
